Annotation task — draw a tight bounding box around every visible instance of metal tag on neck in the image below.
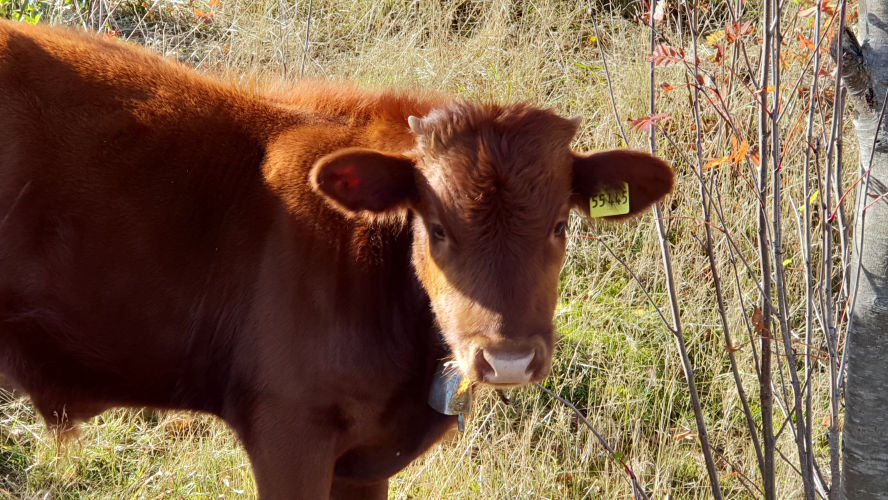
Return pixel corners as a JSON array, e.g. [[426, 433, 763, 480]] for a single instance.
[[428, 361, 472, 431]]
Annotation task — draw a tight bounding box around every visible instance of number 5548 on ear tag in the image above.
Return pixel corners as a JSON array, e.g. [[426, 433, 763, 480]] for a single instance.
[[589, 182, 630, 217]]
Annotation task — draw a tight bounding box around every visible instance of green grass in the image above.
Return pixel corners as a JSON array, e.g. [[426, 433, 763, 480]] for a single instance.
[[0, 0, 850, 498]]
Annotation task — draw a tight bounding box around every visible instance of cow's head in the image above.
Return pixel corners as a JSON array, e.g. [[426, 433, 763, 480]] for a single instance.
[[311, 103, 672, 386]]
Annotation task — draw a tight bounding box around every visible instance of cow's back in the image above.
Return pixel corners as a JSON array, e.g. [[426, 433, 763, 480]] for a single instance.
[[0, 21, 287, 421]]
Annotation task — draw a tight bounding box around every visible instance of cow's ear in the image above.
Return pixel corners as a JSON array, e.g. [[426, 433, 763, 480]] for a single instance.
[[311, 147, 419, 215], [571, 150, 674, 219]]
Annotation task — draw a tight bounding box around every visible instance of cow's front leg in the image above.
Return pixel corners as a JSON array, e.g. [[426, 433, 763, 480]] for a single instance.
[[234, 401, 338, 500], [330, 477, 388, 500]]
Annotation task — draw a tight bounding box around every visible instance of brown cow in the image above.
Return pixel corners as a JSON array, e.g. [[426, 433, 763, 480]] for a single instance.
[[0, 20, 673, 499]]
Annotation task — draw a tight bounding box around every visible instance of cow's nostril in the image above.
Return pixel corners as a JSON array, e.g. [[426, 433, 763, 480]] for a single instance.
[[480, 350, 535, 385], [474, 350, 495, 379]]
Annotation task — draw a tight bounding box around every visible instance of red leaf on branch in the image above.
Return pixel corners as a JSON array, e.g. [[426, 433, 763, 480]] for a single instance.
[[725, 20, 754, 43], [711, 44, 724, 63], [648, 44, 686, 66], [629, 113, 671, 133]]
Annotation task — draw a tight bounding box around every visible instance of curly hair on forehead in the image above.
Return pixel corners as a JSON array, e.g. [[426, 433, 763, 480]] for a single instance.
[[412, 102, 580, 160], [413, 102, 578, 207], [411, 116, 576, 245]]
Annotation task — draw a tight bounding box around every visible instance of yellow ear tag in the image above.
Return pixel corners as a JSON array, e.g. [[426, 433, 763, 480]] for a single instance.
[[589, 182, 630, 217]]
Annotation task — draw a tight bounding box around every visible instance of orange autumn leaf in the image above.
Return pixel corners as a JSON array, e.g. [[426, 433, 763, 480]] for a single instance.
[[796, 33, 815, 51], [730, 137, 749, 163], [706, 137, 748, 170], [194, 8, 214, 20], [704, 155, 730, 170], [750, 152, 762, 166]]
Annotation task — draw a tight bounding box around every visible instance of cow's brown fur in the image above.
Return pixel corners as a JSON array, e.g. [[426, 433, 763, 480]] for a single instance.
[[0, 21, 673, 499]]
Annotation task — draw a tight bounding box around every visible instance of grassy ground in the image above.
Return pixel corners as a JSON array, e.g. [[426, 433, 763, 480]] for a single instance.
[[1, 0, 851, 498]]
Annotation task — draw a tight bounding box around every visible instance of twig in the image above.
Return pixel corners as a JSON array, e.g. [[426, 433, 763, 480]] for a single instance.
[[650, 3, 721, 498], [571, 233, 674, 334], [711, 446, 765, 497], [768, 0, 815, 495], [802, 4, 823, 498], [586, 0, 629, 143], [681, 0, 764, 480], [299, 0, 314, 78], [536, 383, 650, 500], [757, 1, 776, 497], [822, 3, 851, 497]]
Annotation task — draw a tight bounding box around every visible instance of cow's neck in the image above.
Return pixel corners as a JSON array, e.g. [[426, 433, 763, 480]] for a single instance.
[[343, 218, 445, 375], [308, 218, 459, 480], [265, 206, 446, 383]]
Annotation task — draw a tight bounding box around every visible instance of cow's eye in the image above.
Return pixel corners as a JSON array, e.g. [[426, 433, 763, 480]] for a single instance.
[[429, 223, 447, 242], [553, 221, 568, 238]]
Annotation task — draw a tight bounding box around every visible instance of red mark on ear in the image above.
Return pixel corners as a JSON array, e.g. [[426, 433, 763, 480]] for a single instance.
[[338, 165, 360, 189]]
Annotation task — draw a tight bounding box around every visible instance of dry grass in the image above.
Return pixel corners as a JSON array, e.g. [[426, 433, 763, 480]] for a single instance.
[[0, 0, 854, 498]]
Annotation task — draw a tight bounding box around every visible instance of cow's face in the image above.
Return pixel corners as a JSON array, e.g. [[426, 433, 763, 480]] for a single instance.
[[311, 103, 672, 386]]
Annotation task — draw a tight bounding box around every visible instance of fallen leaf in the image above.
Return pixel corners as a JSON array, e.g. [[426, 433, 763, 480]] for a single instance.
[[669, 427, 698, 441]]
